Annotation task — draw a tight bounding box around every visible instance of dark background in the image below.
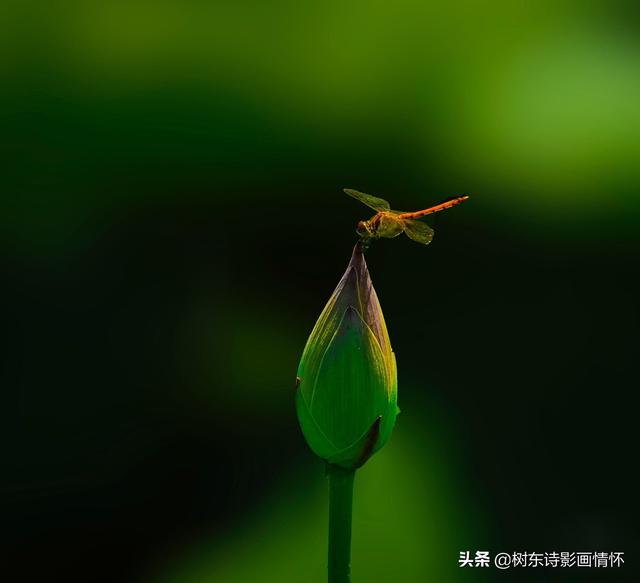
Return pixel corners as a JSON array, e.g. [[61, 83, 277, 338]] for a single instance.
[[2, 2, 638, 582]]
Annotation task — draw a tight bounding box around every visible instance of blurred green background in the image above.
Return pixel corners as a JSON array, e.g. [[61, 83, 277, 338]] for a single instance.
[[2, 1, 638, 582]]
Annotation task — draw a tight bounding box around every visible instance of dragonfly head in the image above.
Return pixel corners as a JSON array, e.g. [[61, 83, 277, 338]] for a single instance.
[[356, 220, 373, 239]]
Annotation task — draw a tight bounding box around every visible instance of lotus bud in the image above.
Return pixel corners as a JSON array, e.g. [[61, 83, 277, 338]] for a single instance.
[[296, 243, 399, 470]]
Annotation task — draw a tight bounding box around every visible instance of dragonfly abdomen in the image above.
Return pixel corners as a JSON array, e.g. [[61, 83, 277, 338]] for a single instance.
[[399, 195, 469, 219]]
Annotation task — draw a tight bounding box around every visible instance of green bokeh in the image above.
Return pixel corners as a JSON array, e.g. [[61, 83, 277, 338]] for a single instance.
[[156, 414, 485, 583], [3, 2, 638, 582]]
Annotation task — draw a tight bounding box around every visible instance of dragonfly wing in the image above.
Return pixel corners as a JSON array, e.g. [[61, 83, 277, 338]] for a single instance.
[[402, 219, 434, 245], [377, 215, 404, 238], [344, 189, 391, 212]]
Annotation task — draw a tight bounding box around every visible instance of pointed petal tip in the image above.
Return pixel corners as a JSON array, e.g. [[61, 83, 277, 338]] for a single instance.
[[349, 240, 368, 271]]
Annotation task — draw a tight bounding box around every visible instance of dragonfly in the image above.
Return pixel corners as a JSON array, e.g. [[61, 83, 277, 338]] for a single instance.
[[344, 188, 469, 247]]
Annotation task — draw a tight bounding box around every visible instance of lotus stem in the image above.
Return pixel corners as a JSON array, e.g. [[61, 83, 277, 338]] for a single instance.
[[327, 464, 355, 583]]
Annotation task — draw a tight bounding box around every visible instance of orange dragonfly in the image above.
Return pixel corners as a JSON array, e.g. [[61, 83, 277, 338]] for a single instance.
[[345, 188, 469, 247]]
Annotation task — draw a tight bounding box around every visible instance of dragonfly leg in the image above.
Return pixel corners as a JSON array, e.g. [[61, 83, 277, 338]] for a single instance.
[[359, 236, 373, 251]]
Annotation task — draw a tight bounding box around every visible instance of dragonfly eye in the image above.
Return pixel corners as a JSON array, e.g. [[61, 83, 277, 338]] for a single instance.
[[356, 221, 369, 236]]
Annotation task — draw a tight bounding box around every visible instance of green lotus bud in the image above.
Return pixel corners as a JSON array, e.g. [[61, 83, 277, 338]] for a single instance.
[[296, 243, 399, 470]]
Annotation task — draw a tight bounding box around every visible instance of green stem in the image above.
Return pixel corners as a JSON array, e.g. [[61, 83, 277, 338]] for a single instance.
[[327, 465, 355, 583]]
